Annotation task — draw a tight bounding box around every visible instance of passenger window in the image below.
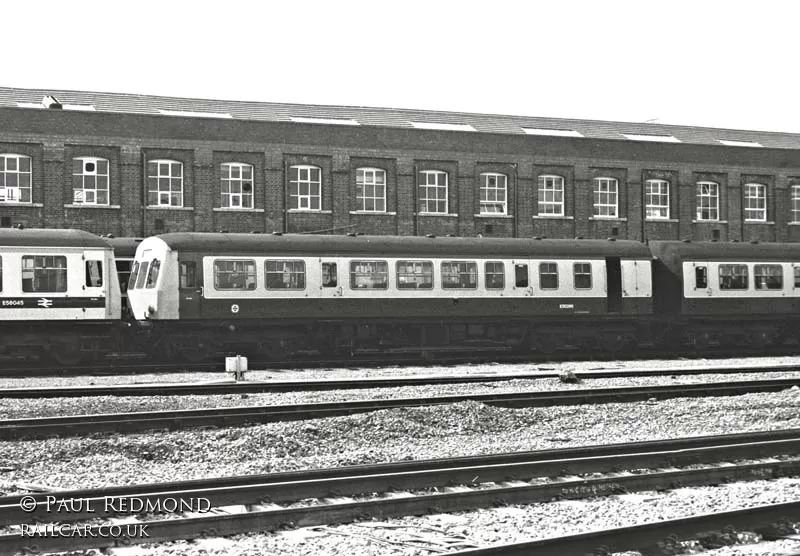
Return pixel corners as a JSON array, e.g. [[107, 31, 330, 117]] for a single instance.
[[322, 262, 338, 288], [180, 261, 197, 289], [442, 261, 477, 289], [514, 264, 528, 288], [145, 259, 161, 289], [695, 266, 707, 289], [719, 264, 748, 290], [396, 261, 433, 289], [350, 260, 388, 289], [754, 264, 783, 290], [22, 255, 68, 292], [266, 260, 306, 290], [795, 267, 800, 288], [214, 260, 257, 290], [129, 261, 140, 290], [135, 261, 149, 289], [85, 260, 103, 288], [485, 261, 504, 290], [573, 263, 592, 289], [539, 262, 559, 289]]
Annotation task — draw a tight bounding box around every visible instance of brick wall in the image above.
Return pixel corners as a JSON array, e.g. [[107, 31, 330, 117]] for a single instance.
[[2, 107, 800, 243]]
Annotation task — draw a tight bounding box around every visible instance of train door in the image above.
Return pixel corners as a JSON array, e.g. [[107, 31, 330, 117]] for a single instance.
[[178, 255, 202, 318], [83, 250, 107, 320], [606, 257, 622, 313], [318, 258, 344, 299]]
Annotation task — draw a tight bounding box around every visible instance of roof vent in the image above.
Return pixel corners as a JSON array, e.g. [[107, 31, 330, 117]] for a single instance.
[[106, 233, 115, 238], [750, 239, 759, 244], [532, 236, 541, 240], [219, 230, 228, 233], [682, 239, 691, 243], [42, 95, 62, 109], [446, 234, 455, 237], [346, 232, 357, 237], [272, 231, 283, 236], [15, 223, 24, 230], [607, 237, 616, 242], [426, 234, 436, 238], [250, 230, 261, 234], [575, 236, 583, 240], [731, 239, 739, 243]]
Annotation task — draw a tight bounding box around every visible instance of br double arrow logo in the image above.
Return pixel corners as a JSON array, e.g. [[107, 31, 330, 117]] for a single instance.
[[37, 298, 53, 308]]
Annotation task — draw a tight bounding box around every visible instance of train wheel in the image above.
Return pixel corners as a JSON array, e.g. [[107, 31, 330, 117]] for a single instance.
[[258, 338, 292, 361], [49, 341, 83, 366], [602, 332, 630, 354]]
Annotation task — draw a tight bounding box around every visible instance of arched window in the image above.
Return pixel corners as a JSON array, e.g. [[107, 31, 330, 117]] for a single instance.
[[289, 165, 322, 210], [696, 181, 719, 221], [593, 177, 618, 218], [744, 183, 767, 221], [644, 179, 670, 219], [147, 159, 183, 207], [418, 170, 448, 214], [537, 175, 564, 216], [0, 154, 32, 203], [355, 167, 386, 212], [221, 163, 254, 208], [480, 172, 507, 215], [73, 157, 109, 205]]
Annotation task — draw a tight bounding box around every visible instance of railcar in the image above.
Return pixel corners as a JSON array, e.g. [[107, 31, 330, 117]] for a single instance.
[[127, 233, 654, 361], [650, 240, 800, 348], [0, 228, 122, 365]]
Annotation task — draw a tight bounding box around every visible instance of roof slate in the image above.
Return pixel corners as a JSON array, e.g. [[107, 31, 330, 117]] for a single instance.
[[2, 86, 800, 149]]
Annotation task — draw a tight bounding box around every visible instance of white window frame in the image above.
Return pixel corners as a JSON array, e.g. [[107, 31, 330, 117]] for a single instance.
[[418, 170, 448, 214], [792, 185, 800, 224], [593, 177, 618, 218], [537, 175, 565, 216], [0, 153, 32, 204], [744, 183, 767, 222], [696, 181, 719, 221], [72, 157, 110, 205], [289, 165, 322, 211], [221, 162, 254, 209], [479, 172, 508, 215], [147, 159, 184, 207], [645, 179, 670, 220], [356, 167, 387, 212]]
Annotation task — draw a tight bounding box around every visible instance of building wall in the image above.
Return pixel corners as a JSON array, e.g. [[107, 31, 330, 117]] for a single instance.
[[1, 107, 800, 243]]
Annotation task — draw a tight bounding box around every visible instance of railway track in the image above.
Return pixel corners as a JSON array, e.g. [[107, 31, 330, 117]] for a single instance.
[[1, 429, 799, 554], [1, 378, 799, 439], [2, 364, 800, 398]]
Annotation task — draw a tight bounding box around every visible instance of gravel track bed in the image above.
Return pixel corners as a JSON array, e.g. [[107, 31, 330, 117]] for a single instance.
[[2, 372, 800, 420], [1, 389, 798, 493], [114, 479, 800, 556], [1, 355, 799, 388]]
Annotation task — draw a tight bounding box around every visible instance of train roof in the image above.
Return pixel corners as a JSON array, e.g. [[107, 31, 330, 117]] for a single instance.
[[147, 233, 653, 259], [0, 228, 111, 249], [105, 237, 143, 257], [649, 240, 800, 262]]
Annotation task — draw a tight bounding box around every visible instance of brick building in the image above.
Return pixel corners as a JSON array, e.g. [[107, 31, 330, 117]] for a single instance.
[[2, 86, 800, 243]]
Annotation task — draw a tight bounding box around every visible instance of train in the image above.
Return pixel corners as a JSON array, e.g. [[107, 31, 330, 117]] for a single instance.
[[3, 227, 800, 366]]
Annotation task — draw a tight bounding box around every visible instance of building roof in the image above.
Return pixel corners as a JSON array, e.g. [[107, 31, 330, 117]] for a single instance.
[[0, 228, 111, 249], [148, 233, 653, 259], [1, 86, 799, 150]]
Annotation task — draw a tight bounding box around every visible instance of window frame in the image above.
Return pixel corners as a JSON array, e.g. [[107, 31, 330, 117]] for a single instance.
[[396, 260, 433, 290], [696, 181, 719, 221], [22, 255, 68, 293], [484, 261, 505, 290], [265, 259, 306, 290], [213, 259, 257, 291], [441, 261, 478, 290], [573, 262, 592, 289], [355, 167, 387, 213], [479, 172, 508, 215], [537, 175, 565, 216], [754, 264, 783, 290], [72, 157, 110, 206], [539, 262, 559, 290], [645, 179, 670, 220], [147, 159, 184, 207], [289, 164, 322, 211], [350, 260, 389, 290], [744, 183, 767, 222], [791, 185, 800, 224], [593, 177, 618, 218], [718, 264, 749, 290], [0, 153, 33, 204], [417, 170, 449, 214], [220, 162, 254, 209]]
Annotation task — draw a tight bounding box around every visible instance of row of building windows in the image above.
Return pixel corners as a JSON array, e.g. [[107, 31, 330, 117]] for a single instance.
[[0, 153, 789, 222], [130, 258, 595, 292]]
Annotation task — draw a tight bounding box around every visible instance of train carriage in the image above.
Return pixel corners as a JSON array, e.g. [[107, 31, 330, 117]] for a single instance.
[[650, 240, 800, 348], [0, 228, 121, 365], [127, 233, 654, 361]]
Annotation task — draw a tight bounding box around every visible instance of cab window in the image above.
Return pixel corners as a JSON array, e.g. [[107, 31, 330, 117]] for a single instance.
[[145, 259, 161, 289], [135, 261, 149, 289]]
